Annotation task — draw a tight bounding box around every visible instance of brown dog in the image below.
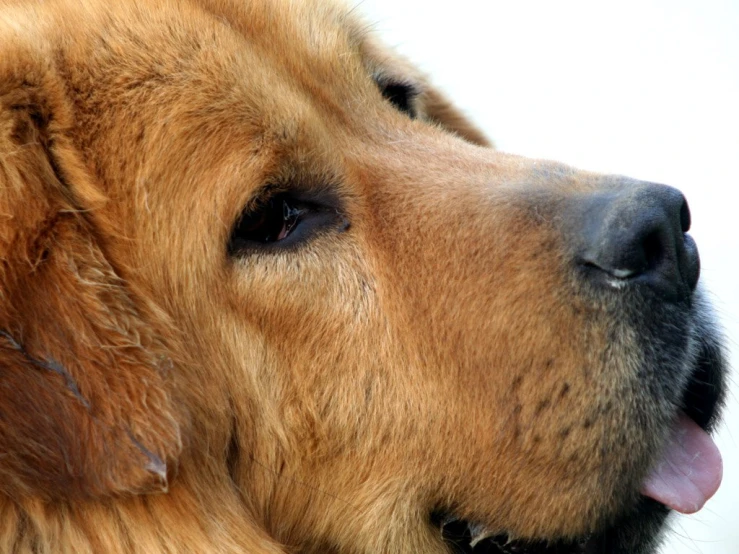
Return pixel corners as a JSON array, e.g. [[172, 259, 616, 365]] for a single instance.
[[0, 1, 725, 553]]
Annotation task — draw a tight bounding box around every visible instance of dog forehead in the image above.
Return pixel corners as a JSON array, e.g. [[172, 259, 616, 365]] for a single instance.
[[46, 0, 369, 83], [45, 0, 385, 155], [0, 0, 372, 127], [5, 0, 384, 188]]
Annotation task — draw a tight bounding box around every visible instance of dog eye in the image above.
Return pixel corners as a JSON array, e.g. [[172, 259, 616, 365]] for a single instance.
[[230, 194, 305, 247], [378, 81, 418, 119], [228, 191, 348, 256]]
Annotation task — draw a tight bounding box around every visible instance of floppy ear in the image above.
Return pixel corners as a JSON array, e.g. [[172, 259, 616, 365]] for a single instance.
[[0, 30, 184, 500], [420, 86, 493, 147]]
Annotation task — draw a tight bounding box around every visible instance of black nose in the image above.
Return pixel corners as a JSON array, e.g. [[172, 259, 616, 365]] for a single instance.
[[572, 182, 700, 299]]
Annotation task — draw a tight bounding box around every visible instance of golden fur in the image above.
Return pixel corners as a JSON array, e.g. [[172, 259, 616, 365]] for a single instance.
[[0, 1, 723, 553]]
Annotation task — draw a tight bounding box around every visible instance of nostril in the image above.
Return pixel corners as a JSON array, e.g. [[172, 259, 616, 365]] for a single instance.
[[680, 199, 691, 233], [581, 226, 665, 281], [642, 230, 665, 273]]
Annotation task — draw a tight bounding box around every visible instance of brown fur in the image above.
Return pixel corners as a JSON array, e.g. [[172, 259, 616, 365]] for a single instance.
[[0, 1, 720, 553]]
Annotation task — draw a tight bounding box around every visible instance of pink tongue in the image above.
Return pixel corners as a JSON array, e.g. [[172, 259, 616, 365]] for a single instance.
[[640, 412, 722, 514]]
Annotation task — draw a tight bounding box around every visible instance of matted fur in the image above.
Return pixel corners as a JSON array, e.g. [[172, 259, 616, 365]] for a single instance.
[[0, 1, 723, 553]]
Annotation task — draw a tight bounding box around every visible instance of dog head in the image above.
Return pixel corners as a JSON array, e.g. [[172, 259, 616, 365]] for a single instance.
[[0, 1, 725, 553]]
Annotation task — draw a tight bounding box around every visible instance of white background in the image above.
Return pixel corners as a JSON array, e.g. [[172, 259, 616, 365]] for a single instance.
[[357, 1, 739, 552]]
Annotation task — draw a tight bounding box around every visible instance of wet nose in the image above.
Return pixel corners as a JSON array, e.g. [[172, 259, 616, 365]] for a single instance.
[[573, 182, 699, 299]]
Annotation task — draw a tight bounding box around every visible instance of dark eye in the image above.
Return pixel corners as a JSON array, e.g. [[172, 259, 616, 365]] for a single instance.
[[234, 194, 304, 243], [378, 80, 419, 119], [228, 191, 348, 256]]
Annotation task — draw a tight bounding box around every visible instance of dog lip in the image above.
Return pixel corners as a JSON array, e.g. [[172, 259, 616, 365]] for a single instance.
[[438, 514, 597, 554]]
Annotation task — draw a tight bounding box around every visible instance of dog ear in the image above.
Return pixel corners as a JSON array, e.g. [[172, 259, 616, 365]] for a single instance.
[[0, 30, 184, 501], [420, 86, 493, 147]]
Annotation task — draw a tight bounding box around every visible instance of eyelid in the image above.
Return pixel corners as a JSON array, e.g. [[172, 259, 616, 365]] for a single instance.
[[374, 72, 422, 94], [245, 185, 285, 211]]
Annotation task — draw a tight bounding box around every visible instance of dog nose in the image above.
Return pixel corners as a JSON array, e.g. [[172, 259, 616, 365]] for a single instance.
[[574, 182, 699, 299]]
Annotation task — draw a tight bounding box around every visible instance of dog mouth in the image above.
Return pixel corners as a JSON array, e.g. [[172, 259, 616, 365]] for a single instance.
[[436, 413, 721, 553], [437, 337, 725, 554], [436, 415, 721, 554], [437, 516, 599, 554]]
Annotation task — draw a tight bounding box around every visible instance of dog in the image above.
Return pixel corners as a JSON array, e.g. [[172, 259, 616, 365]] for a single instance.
[[0, 0, 726, 553]]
